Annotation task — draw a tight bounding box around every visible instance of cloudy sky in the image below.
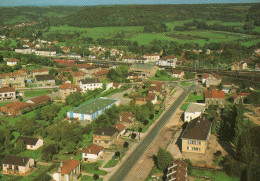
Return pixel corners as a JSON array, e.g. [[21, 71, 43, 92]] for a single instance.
[[0, 0, 259, 6]]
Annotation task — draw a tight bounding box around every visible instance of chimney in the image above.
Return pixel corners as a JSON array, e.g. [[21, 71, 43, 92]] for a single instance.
[[89, 149, 91, 154], [60, 162, 63, 167], [58, 167, 61, 173], [120, 116, 122, 122], [102, 132, 104, 136]]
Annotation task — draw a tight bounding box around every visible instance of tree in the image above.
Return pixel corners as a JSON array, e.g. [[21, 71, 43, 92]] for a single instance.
[[65, 92, 85, 107], [123, 141, 129, 148], [49, 68, 58, 76], [15, 139, 26, 153], [156, 147, 174, 171], [234, 100, 244, 154], [71, 66, 79, 72], [42, 144, 59, 161], [217, 83, 223, 90], [93, 174, 99, 180]]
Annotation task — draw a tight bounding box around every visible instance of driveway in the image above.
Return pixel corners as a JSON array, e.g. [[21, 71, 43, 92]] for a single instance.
[[108, 88, 132, 105]]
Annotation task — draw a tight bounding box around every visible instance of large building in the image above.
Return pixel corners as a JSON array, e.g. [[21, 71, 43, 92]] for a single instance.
[[67, 97, 119, 121], [181, 116, 212, 154], [79, 78, 102, 93]]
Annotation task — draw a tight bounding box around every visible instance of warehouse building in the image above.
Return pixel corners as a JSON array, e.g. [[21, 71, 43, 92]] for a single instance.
[[67, 97, 119, 121]]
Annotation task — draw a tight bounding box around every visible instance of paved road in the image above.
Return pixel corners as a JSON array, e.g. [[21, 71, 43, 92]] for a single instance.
[[109, 84, 195, 181]]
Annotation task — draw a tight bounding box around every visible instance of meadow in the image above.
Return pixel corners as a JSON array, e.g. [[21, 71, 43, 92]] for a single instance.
[[44, 20, 260, 46]]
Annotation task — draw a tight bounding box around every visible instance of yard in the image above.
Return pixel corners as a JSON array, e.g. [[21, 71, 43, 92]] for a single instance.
[[179, 82, 191, 86], [81, 175, 103, 181], [180, 103, 190, 111], [103, 159, 120, 168], [185, 92, 204, 103], [81, 162, 107, 175], [190, 168, 239, 181], [24, 89, 50, 98]]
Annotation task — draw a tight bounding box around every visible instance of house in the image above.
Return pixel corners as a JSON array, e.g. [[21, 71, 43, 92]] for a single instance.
[[35, 74, 55, 87], [156, 55, 177, 67], [92, 69, 110, 81], [0, 87, 16, 101], [2, 155, 35, 175], [53, 159, 81, 181], [122, 56, 148, 63], [126, 72, 139, 81], [0, 70, 27, 88], [135, 97, 147, 105], [26, 95, 51, 106], [67, 97, 119, 121], [34, 49, 56, 57], [16, 136, 44, 150], [31, 69, 49, 77], [113, 123, 126, 136], [6, 59, 19, 66], [147, 93, 158, 104], [172, 70, 184, 78], [82, 144, 104, 162], [79, 78, 102, 93], [181, 116, 212, 154], [93, 127, 119, 148], [129, 64, 159, 79], [148, 85, 163, 96], [201, 73, 222, 87], [113, 83, 122, 89], [72, 71, 87, 85], [204, 89, 225, 108], [230, 92, 250, 104], [59, 83, 81, 100], [0, 101, 32, 116], [117, 112, 136, 127], [143, 54, 160, 62], [222, 82, 237, 93], [184, 103, 205, 122], [166, 159, 188, 181], [15, 48, 34, 54], [231, 62, 248, 71]]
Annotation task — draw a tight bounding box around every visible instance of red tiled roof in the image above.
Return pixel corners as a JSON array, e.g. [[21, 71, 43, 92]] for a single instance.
[[213, 73, 222, 80], [148, 86, 162, 93], [147, 93, 156, 101], [93, 69, 109, 77], [173, 70, 183, 74], [209, 85, 218, 90], [54, 159, 80, 174], [113, 123, 126, 132], [59, 83, 79, 90], [7, 58, 19, 62], [202, 73, 209, 79], [31, 69, 49, 73], [239, 92, 250, 97], [150, 81, 164, 87], [120, 112, 135, 118], [72, 71, 85, 77], [28, 95, 51, 105], [2, 101, 32, 110], [0, 87, 15, 93], [82, 144, 104, 155], [204, 90, 225, 99]]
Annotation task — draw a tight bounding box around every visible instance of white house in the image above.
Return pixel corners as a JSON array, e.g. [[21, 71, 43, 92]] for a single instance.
[[16, 136, 44, 150], [53, 160, 81, 181], [143, 54, 160, 62], [172, 70, 184, 78], [156, 55, 177, 67], [15, 48, 34, 54], [184, 103, 205, 122], [34, 50, 56, 57], [79, 78, 102, 93], [0, 87, 16, 101], [82, 144, 104, 162], [67, 97, 120, 121], [6, 59, 19, 66]]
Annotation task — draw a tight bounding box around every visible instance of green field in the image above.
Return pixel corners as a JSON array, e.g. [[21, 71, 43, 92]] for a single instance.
[[81, 175, 103, 181], [24, 90, 50, 98], [191, 169, 239, 181], [185, 92, 204, 103], [103, 159, 120, 168], [81, 162, 107, 175], [44, 20, 260, 46]]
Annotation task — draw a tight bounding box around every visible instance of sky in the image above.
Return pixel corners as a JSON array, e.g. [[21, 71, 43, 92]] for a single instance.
[[0, 0, 259, 6]]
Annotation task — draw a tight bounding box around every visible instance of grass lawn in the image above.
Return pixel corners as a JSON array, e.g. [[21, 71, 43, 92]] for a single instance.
[[24, 89, 50, 98], [179, 82, 191, 86], [191, 168, 239, 181], [103, 159, 119, 168], [81, 175, 103, 181], [146, 165, 163, 181], [170, 89, 177, 96], [185, 92, 204, 103], [0, 101, 11, 108], [18, 147, 43, 161], [140, 109, 163, 133], [81, 162, 107, 175], [180, 103, 190, 111]]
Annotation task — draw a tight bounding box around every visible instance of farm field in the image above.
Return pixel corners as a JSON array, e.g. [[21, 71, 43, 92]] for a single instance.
[[43, 20, 260, 46]]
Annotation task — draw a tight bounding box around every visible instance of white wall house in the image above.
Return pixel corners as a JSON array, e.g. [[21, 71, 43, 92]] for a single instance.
[[53, 160, 80, 181], [0, 87, 16, 101], [34, 50, 56, 57], [79, 78, 103, 93], [82, 144, 104, 162], [184, 103, 205, 122], [6, 59, 19, 66], [16, 137, 44, 150], [67, 97, 120, 121]]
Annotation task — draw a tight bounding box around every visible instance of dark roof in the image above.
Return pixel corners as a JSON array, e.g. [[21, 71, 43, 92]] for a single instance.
[[16, 136, 39, 145], [0, 87, 15, 93], [80, 78, 100, 84], [35, 74, 55, 81], [2, 155, 31, 166], [94, 127, 118, 136], [181, 117, 211, 140]]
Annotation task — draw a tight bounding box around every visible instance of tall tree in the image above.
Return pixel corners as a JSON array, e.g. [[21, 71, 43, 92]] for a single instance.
[[156, 147, 174, 171]]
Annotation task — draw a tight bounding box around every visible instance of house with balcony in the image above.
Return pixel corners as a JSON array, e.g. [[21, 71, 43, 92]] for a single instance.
[[2, 155, 35, 176], [35, 74, 55, 87], [52, 159, 81, 181], [0, 87, 16, 101], [93, 127, 119, 148], [166, 159, 188, 181]]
